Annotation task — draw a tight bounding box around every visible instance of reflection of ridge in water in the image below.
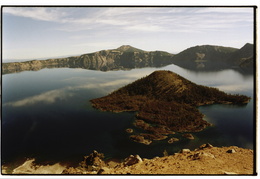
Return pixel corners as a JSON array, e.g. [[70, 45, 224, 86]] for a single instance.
[[2, 60, 171, 74], [2, 50, 174, 74]]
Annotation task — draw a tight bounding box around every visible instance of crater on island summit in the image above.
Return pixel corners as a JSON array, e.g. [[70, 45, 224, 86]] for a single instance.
[[91, 70, 250, 145]]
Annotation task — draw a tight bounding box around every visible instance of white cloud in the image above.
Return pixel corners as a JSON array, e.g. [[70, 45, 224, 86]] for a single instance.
[[4, 7, 253, 34], [123, 24, 165, 32], [3, 7, 68, 22], [96, 8, 153, 18], [193, 7, 253, 14], [55, 25, 93, 32], [97, 19, 130, 26], [71, 41, 121, 51], [3, 7, 254, 59]]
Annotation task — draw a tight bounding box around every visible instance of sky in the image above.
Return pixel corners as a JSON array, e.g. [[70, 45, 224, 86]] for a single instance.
[[2, 6, 254, 61]]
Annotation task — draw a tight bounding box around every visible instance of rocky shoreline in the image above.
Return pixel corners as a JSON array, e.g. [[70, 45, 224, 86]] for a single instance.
[[2, 144, 254, 175]]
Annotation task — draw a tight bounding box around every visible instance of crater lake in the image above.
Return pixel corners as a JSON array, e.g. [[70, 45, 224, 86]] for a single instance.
[[2, 64, 255, 166]]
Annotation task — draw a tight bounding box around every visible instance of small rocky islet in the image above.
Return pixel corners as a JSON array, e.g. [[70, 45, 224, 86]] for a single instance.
[[91, 70, 250, 145]]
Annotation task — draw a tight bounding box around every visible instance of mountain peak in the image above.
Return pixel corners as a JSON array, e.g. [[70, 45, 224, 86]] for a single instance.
[[117, 45, 133, 50], [241, 43, 253, 50], [112, 70, 191, 99], [116, 45, 144, 52]]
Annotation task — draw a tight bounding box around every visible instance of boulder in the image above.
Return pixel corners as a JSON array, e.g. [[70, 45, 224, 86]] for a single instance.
[[97, 167, 111, 174], [180, 149, 191, 153], [80, 150, 106, 171], [12, 159, 66, 174], [199, 143, 213, 149], [189, 152, 215, 160], [163, 150, 169, 157], [224, 171, 238, 175], [124, 155, 143, 166], [226, 149, 236, 153]]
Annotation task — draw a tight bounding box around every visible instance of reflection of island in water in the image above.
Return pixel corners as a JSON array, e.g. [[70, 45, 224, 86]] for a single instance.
[[91, 70, 251, 145], [2, 43, 254, 74]]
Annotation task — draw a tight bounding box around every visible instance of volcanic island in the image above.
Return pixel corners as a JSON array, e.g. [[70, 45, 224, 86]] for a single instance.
[[91, 70, 250, 145]]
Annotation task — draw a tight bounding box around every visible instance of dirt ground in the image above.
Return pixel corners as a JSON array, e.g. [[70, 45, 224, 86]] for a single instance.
[[2, 145, 255, 175], [104, 145, 255, 175]]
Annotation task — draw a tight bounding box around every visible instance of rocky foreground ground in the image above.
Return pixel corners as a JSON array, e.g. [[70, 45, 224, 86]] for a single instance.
[[2, 144, 255, 175]]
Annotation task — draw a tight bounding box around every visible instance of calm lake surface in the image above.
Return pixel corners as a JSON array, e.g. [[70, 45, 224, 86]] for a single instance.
[[2, 64, 255, 165]]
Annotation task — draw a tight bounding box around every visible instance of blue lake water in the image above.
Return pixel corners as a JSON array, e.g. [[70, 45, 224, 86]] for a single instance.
[[1, 64, 255, 165]]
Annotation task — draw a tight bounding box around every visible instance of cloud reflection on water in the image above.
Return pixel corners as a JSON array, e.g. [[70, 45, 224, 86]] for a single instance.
[[4, 67, 254, 107], [214, 84, 253, 94], [4, 89, 75, 107], [4, 78, 135, 107]]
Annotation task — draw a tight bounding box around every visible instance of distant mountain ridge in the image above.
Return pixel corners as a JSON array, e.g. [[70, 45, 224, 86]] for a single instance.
[[2, 45, 173, 74], [228, 43, 254, 71], [171, 44, 254, 71], [2, 43, 254, 74]]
